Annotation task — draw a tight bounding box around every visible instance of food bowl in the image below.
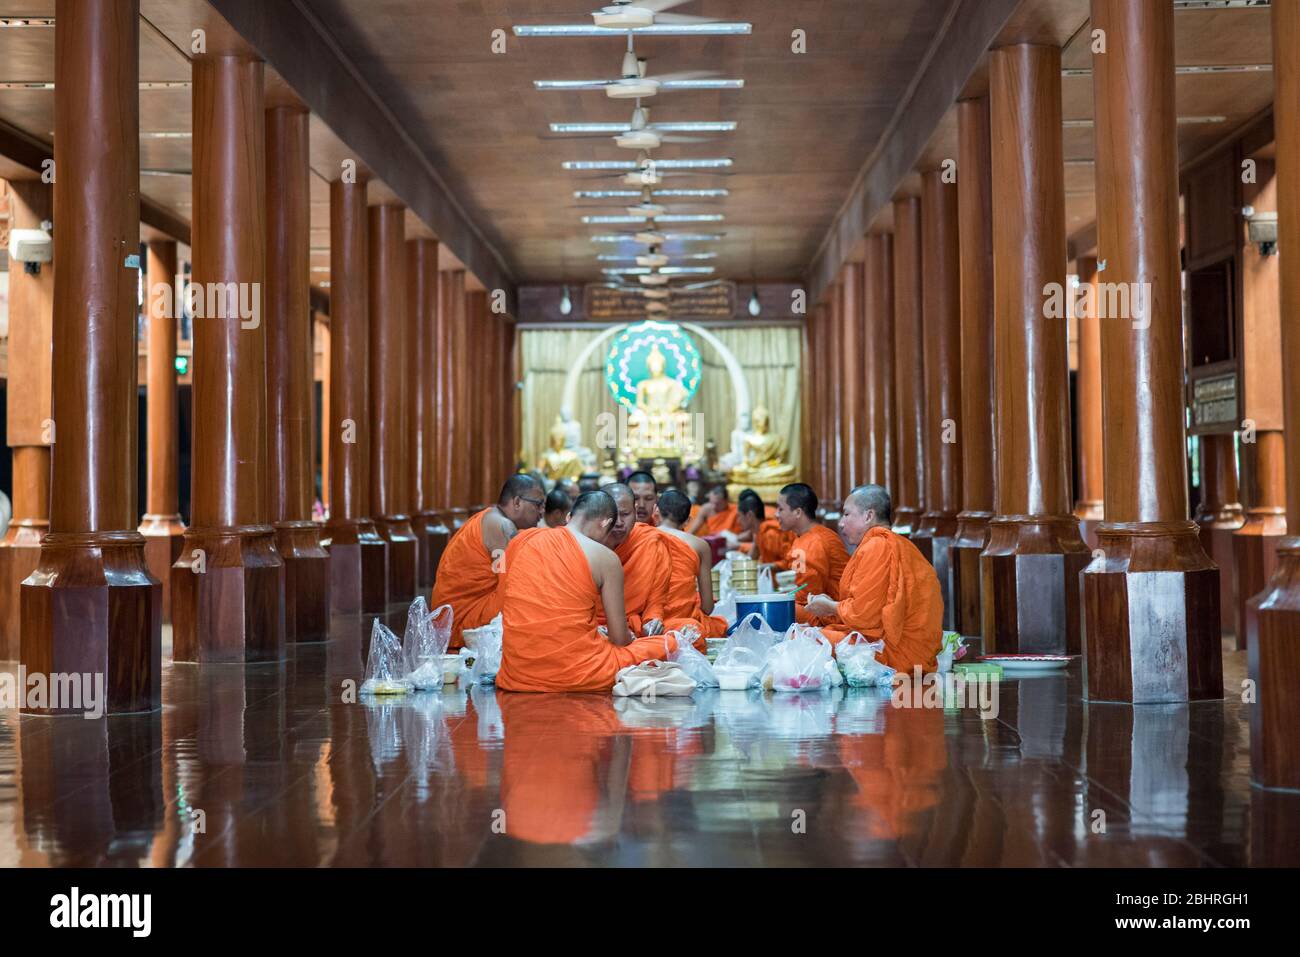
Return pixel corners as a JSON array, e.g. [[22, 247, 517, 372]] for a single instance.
[[441, 653, 462, 683]]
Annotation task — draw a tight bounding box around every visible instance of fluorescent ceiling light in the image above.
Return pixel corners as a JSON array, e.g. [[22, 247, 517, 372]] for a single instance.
[[1062, 116, 1226, 127], [0, 17, 53, 28], [605, 267, 650, 275], [659, 267, 715, 275], [514, 23, 752, 37], [590, 233, 723, 242], [563, 158, 732, 170], [582, 213, 723, 224], [535, 78, 743, 91], [577, 189, 729, 199], [1062, 64, 1270, 77], [550, 121, 737, 133], [598, 251, 717, 261]]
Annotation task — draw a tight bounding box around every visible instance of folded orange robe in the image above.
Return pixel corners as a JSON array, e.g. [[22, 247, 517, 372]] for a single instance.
[[791, 523, 850, 625], [659, 529, 727, 648], [702, 502, 741, 536], [431, 507, 501, 649], [743, 517, 795, 568], [823, 525, 944, 674], [599, 520, 671, 635], [496, 526, 676, 693]]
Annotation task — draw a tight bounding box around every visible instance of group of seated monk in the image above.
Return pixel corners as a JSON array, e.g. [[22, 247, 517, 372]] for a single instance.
[[431, 470, 944, 693]]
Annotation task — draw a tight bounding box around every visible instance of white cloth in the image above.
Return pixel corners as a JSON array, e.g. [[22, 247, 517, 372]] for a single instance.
[[611, 660, 697, 698]]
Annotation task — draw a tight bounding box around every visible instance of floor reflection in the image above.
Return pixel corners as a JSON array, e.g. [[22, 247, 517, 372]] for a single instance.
[[1, 631, 1296, 866]]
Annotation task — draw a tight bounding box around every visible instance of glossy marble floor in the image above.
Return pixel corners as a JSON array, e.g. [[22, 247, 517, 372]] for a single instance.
[[1, 623, 1296, 867]]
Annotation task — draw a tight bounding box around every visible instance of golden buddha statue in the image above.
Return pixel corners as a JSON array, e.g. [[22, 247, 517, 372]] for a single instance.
[[726, 405, 796, 502], [539, 417, 584, 483], [627, 343, 691, 457]]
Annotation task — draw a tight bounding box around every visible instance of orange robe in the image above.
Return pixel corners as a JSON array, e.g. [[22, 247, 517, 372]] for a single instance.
[[744, 517, 794, 568], [659, 529, 728, 648], [701, 502, 741, 536], [599, 521, 671, 636], [496, 526, 675, 693], [823, 525, 944, 674], [790, 523, 850, 625], [431, 507, 502, 649]]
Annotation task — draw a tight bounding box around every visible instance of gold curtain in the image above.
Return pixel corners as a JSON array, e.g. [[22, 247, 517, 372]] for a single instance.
[[519, 324, 803, 478]]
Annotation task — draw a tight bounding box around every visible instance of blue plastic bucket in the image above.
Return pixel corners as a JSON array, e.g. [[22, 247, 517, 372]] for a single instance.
[[730, 592, 797, 634]]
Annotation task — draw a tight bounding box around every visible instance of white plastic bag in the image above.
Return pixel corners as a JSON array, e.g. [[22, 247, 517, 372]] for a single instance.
[[361, 619, 412, 695], [758, 565, 775, 595], [403, 597, 453, 690], [758, 625, 834, 693], [665, 626, 718, 689], [463, 613, 503, 685], [612, 660, 697, 697], [836, 632, 897, 688], [715, 612, 783, 689]]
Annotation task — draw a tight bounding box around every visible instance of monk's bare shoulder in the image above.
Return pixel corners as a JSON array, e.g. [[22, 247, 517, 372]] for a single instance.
[[481, 508, 518, 539], [688, 534, 712, 568]]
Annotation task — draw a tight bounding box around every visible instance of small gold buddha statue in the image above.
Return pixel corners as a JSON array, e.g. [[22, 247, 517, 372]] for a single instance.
[[727, 405, 795, 501], [539, 417, 584, 482]]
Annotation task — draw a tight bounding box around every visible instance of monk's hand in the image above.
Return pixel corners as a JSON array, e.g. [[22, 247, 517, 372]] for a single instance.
[[643, 618, 664, 637], [806, 593, 837, 618]]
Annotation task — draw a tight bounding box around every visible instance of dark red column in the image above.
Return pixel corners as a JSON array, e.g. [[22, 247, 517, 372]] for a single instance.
[[891, 197, 926, 535]]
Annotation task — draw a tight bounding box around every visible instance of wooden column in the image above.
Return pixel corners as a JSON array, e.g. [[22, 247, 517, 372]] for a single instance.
[[317, 316, 330, 510], [266, 105, 329, 641], [1073, 255, 1105, 547], [951, 96, 997, 640], [862, 234, 894, 491], [407, 238, 441, 587], [1196, 434, 1243, 637], [436, 270, 465, 527], [450, 278, 473, 526], [502, 318, 518, 476], [816, 299, 833, 497], [323, 178, 388, 614], [892, 196, 926, 535], [840, 261, 865, 491], [1251, 0, 1300, 790], [172, 53, 285, 664], [913, 168, 963, 627], [368, 204, 417, 603], [22, 0, 160, 710], [0, 180, 53, 660], [983, 43, 1089, 657], [1084, 0, 1220, 702], [139, 240, 184, 628], [826, 278, 844, 505]]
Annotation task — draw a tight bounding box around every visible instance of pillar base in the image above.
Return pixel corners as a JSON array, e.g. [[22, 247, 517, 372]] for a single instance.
[[1233, 509, 1286, 650], [274, 520, 331, 642], [20, 531, 161, 714], [0, 519, 45, 660], [892, 505, 922, 538], [324, 519, 389, 614], [1249, 538, 1300, 791], [1074, 500, 1104, 550], [949, 510, 992, 638], [980, 514, 1090, 656], [1083, 520, 1222, 704], [375, 515, 419, 605], [414, 510, 451, 588], [171, 524, 286, 664], [911, 510, 959, 631], [139, 513, 185, 626], [1196, 506, 1244, 640]]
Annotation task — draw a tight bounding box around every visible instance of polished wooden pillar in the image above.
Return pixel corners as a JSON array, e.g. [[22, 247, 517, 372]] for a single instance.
[[863, 234, 894, 491], [502, 318, 518, 476], [840, 261, 865, 492], [368, 205, 417, 603], [436, 270, 466, 527], [266, 106, 329, 641], [826, 277, 845, 504], [450, 280, 474, 525], [1251, 0, 1300, 790], [1084, 0, 1220, 702], [1073, 256, 1105, 548], [1195, 433, 1243, 637], [913, 169, 963, 627], [0, 180, 52, 660], [139, 240, 184, 625], [323, 178, 388, 614], [22, 0, 160, 710], [951, 97, 996, 640], [810, 302, 828, 494], [983, 43, 1089, 657], [407, 239, 441, 587], [172, 54, 285, 664], [892, 197, 925, 535]]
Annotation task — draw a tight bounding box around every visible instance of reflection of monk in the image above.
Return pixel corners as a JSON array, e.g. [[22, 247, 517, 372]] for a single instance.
[[838, 703, 945, 841], [656, 488, 727, 646]]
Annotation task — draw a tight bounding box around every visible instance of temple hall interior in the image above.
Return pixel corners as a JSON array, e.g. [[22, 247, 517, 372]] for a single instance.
[[0, 0, 1298, 892]]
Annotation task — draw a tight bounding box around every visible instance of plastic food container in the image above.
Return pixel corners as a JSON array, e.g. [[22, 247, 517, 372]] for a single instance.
[[732, 591, 797, 634], [441, 653, 462, 683], [715, 665, 757, 691]]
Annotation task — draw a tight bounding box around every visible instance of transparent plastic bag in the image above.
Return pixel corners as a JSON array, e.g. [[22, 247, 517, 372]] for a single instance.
[[665, 626, 718, 690], [361, 618, 412, 695], [463, 613, 503, 685], [836, 632, 897, 688], [758, 565, 775, 594], [403, 597, 453, 690], [758, 625, 834, 693], [715, 612, 783, 689]]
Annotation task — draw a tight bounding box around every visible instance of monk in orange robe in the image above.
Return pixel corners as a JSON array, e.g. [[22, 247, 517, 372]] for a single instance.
[[496, 490, 676, 693], [655, 488, 727, 647], [686, 485, 742, 537], [738, 489, 794, 568], [432, 474, 545, 649], [627, 469, 660, 526], [809, 484, 944, 675], [597, 483, 671, 636], [776, 482, 849, 626]]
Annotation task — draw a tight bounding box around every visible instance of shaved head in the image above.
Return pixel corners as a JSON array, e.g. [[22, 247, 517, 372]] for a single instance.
[[600, 483, 635, 548], [569, 489, 617, 544], [845, 484, 891, 521], [497, 473, 545, 527]]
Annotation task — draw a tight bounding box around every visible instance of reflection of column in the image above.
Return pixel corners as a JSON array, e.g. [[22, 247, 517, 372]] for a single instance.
[[862, 235, 893, 491], [266, 105, 329, 641], [172, 53, 285, 664], [323, 178, 388, 614], [407, 239, 440, 586], [140, 240, 184, 626], [1251, 0, 1300, 791], [1084, 1, 1220, 702], [1073, 257, 1105, 547], [951, 97, 996, 640], [23, 0, 161, 712], [0, 180, 52, 659], [840, 262, 864, 491], [1195, 434, 1243, 638], [891, 197, 925, 535], [913, 169, 962, 628], [983, 43, 1089, 657]]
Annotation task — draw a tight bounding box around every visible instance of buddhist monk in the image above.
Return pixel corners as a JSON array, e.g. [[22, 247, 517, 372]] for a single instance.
[[656, 488, 728, 645], [807, 484, 944, 674], [598, 483, 670, 636], [738, 489, 793, 568], [496, 490, 677, 693], [777, 482, 850, 626], [432, 474, 545, 649], [556, 478, 581, 504], [686, 485, 742, 537], [626, 470, 660, 526], [543, 488, 571, 528]]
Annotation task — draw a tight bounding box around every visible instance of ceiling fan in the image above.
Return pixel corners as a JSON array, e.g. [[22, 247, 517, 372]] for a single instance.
[[591, 1, 719, 30], [545, 106, 719, 150], [577, 45, 722, 100], [578, 153, 734, 187]]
